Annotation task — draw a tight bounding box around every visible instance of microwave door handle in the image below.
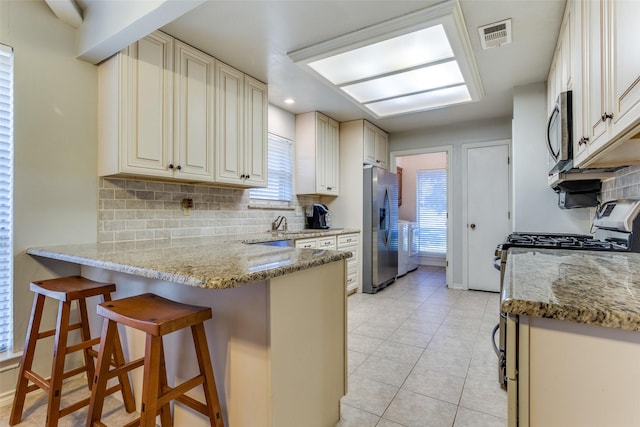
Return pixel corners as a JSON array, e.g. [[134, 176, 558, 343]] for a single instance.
[[547, 105, 560, 161]]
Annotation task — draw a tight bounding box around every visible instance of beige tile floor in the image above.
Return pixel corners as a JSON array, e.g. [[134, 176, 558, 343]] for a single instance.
[[1, 266, 505, 427], [0, 376, 139, 427], [338, 266, 507, 427]]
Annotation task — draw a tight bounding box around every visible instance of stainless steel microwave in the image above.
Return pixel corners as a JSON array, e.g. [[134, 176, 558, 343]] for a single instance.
[[547, 90, 573, 174]]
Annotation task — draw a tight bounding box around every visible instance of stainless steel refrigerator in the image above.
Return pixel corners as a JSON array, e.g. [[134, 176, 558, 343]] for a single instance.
[[363, 165, 398, 294]]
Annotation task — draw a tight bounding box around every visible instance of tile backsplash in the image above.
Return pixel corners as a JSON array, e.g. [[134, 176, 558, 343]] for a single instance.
[[98, 178, 318, 243], [600, 166, 640, 202]]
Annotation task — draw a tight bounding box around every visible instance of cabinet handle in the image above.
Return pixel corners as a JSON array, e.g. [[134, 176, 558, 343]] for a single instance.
[[375, 160, 380, 163], [176, 165, 182, 171], [168, 164, 174, 170], [327, 187, 332, 190], [246, 174, 250, 179], [601, 112, 613, 122], [578, 137, 589, 146]]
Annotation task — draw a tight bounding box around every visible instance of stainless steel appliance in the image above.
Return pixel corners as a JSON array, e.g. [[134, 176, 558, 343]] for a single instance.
[[305, 204, 329, 229], [547, 90, 573, 174], [363, 165, 398, 294], [492, 198, 640, 391]]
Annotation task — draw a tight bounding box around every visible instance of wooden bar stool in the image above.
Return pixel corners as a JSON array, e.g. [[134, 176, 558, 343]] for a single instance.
[[87, 293, 224, 427], [10, 276, 136, 427]]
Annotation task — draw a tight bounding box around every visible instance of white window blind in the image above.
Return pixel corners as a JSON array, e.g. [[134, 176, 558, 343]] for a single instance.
[[0, 44, 14, 353], [250, 133, 293, 201], [416, 168, 447, 255]]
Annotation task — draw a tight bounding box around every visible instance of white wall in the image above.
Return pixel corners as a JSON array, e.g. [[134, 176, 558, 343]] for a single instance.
[[390, 118, 512, 287], [512, 83, 592, 233], [1, 0, 99, 400], [268, 104, 295, 140]]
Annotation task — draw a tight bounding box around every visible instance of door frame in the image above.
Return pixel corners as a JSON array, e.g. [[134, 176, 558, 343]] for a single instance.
[[461, 139, 512, 291], [390, 145, 453, 288]]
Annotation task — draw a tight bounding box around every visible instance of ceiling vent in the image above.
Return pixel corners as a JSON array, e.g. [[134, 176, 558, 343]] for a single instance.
[[478, 19, 512, 49]]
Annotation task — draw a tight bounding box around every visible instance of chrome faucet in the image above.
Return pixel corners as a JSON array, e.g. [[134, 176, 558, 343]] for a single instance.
[[271, 215, 288, 232]]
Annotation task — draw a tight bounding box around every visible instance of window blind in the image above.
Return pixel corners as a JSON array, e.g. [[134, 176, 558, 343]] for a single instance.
[[0, 44, 13, 353], [250, 133, 293, 201], [416, 168, 447, 255]]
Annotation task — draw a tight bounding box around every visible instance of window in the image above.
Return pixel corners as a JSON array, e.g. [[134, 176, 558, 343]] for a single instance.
[[416, 168, 447, 255], [0, 44, 13, 353], [250, 133, 293, 201]]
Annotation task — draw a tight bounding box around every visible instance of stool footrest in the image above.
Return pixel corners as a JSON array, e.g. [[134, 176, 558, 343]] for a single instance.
[[66, 337, 100, 354], [104, 357, 145, 381], [37, 322, 82, 340], [175, 392, 209, 418], [158, 375, 204, 408], [23, 371, 49, 393], [59, 396, 90, 418]]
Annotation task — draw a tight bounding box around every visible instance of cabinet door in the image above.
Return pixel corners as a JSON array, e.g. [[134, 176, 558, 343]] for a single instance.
[[610, 0, 640, 136], [215, 62, 244, 184], [243, 76, 268, 187], [363, 121, 377, 165], [375, 129, 388, 169], [583, 0, 608, 148], [174, 41, 215, 182], [325, 118, 340, 195], [315, 113, 330, 193], [122, 32, 173, 177]]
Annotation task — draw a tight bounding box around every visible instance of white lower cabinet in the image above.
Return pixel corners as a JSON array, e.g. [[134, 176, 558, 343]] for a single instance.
[[337, 233, 359, 293], [294, 233, 359, 293], [511, 315, 640, 427]]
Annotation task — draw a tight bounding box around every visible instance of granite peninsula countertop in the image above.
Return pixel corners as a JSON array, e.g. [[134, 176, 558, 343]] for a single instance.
[[27, 230, 357, 290], [501, 248, 640, 331]]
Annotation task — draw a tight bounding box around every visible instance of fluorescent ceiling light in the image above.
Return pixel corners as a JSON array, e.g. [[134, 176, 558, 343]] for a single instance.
[[307, 25, 453, 85], [288, 0, 483, 118], [365, 85, 472, 117], [340, 60, 465, 103]]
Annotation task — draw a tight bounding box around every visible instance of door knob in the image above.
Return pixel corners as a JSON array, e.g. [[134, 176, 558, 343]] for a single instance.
[[470, 224, 476, 229]]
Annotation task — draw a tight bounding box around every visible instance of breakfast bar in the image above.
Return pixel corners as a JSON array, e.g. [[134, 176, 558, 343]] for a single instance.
[[501, 248, 640, 427], [26, 236, 351, 427]]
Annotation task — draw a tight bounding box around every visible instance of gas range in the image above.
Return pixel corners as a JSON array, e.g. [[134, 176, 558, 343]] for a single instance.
[[493, 199, 640, 390], [498, 199, 640, 254]]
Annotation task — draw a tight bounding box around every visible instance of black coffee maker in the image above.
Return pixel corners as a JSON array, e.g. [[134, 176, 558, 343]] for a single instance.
[[305, 204, 330, 229]]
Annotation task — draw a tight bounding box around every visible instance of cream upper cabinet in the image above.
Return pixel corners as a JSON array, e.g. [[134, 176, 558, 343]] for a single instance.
[[295, 111, 339, 196], [215, 62, 268, 187], [99, 31, 268, 186], [574, 0, 640, 168], [99, 31, 174, 179], [174, 41, 216, 181], [363, 120, 389, 169]]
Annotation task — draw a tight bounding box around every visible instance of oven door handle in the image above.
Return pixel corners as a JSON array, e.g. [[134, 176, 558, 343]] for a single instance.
[[492, 256, 502, 271], [491, 323, 501, 357]]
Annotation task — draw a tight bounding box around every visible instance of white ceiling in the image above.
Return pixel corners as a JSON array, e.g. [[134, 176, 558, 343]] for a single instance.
[[160, 0, 566, 134]]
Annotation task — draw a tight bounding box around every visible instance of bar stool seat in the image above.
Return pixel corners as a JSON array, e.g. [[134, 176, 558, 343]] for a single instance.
[[87, 293, 224, 427], [10, 276, 135, 427]]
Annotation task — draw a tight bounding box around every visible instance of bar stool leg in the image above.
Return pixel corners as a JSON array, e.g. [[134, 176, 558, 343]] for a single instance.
[[102, 293, 136, 413], [9, 293, 46, 425], [46, 300, 72, 427], [140, 334, 162, 427], [86, 318, 117, 427], [191, 323, 224, 427], [158, 341, 172, 427], [78, 297, 96, 389]]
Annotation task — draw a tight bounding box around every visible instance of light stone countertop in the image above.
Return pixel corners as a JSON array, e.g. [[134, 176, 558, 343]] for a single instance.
[[501, 248, 640, 331], [27, 229, 358, 289]]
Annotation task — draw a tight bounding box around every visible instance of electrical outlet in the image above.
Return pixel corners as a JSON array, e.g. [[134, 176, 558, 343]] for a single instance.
[[182, 198, 194, 209]]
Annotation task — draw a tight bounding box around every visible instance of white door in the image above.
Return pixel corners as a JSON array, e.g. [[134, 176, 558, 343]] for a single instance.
[[465, 142, 510, 292]]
